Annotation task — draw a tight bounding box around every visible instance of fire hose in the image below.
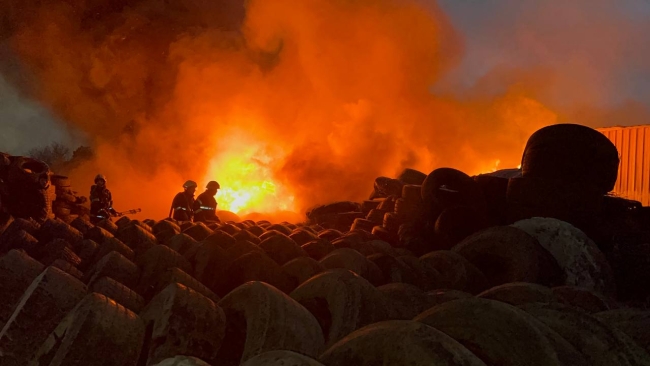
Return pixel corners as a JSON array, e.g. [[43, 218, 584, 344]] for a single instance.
[[118, 208, 142, 216]]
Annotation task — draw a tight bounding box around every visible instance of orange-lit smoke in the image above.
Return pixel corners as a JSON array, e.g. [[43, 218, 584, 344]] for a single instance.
[[0, 0, 562, 219], [440, 0, 650, 129]]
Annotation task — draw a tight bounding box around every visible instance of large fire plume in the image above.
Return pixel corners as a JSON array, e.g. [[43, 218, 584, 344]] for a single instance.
[[5, 0, 644, 219]]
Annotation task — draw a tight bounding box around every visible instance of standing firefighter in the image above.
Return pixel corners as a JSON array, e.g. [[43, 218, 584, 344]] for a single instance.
[[170, 180, 197, 221], [90, 174, 121, 224], [194, 181, 221, 223]]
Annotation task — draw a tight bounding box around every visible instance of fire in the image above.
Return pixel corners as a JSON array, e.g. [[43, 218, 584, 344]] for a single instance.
[[2, 0, 565, 219], [476, 161, 524, 175], [202, 130, 296, 215], [477, 159, 502, 175]]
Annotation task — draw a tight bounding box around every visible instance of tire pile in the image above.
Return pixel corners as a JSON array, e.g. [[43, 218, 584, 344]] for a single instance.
[[0, 153, 90, 225], [50, 175, 91, 224], [0, 123, 649, 366], [0, 153, 54, 223]]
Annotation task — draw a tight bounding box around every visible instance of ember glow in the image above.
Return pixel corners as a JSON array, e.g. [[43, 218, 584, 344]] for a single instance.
[[478, 159, 502, 175], [202, 130, 295, 215]]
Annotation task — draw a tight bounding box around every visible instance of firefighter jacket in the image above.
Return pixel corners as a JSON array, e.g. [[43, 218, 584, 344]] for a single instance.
[[171, 192, 195, 221], [193, 191, 219, 223], [90, 185, 117, 220]]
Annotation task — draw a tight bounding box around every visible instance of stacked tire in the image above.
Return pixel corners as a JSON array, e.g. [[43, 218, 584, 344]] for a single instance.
[[0, 211, 646, 366], [2, 156, 52, 223], [507, 124, 619, 239], [51, 175, 90, 223]]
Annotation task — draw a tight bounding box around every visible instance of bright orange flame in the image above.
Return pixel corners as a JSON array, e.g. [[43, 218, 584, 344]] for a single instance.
[[477, 159, 502, 175], [202, 129, 296, 215]]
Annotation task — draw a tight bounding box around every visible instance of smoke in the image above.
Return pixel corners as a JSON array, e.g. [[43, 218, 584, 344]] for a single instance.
[[0, 73, 79, 154], [1, 0, 646, 218], [437, 0, 650, 126]]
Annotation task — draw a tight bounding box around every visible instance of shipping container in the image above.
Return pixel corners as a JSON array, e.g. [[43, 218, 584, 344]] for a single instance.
[[598, 125, 650, 206]]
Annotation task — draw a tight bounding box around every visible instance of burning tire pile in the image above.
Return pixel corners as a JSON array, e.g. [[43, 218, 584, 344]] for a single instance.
[[1, 123, 650, 365]]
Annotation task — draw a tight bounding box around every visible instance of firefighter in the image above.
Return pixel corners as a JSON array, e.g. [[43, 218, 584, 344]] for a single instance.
[[90, 174, 121, 224], [170, 180, 197, 221], [194, 181, 221, 223]]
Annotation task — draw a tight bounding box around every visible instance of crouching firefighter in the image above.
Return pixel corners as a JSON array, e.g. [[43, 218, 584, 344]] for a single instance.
[[90, 174, 122, 224], [194, 181, 221, 223], [170, 180, 197, 222]]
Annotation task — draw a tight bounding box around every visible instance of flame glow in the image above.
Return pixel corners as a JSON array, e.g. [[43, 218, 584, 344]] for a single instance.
[[2, 0, 583, 219], [477, 159, 502, 175], [202, 129, 295, 215]]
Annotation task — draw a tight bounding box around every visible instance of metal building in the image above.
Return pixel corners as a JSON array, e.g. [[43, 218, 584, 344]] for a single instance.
[[598, 125, 650, 206]]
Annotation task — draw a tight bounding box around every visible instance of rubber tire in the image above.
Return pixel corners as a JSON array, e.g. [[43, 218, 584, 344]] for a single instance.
[[301, 240, 335, 261], [29, 293, 145, 366], [50, 175, 71, 188], [478, 282, 559, 307], [290, 269, 389, 349], [453, 226, 565, 288], [320, 320, 487, 366], [397, 168, 427, 185], [415, 298, 565, 366], [140, 283, 226, 365], [282, 257, 326, 285], [0, 249, 44, 327], [216, 282, 324, 365], [319, 248, 383, 286], [85, 251, 140, 289], [306, 202, 361, 221], [0, 266, 87, 366], [90, 276, 145, 313], [154, 267, 220, 303], [241, 350, 324, 366], [215, 251, 296, 297], [136, 245, 192, 300], [519, 302, 650, 366], [421, 168, 486, 220], [521, 123, 619, 194], [259, 234, 307, 266]]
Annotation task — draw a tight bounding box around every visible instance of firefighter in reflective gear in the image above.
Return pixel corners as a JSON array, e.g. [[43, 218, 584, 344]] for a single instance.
[[194, 181, 220, 223], [170, 180, 197, 221], [90, 174, 121, 224]]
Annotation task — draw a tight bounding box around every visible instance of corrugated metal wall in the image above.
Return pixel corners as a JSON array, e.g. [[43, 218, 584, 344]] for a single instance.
[[598, 125, 650, 206]]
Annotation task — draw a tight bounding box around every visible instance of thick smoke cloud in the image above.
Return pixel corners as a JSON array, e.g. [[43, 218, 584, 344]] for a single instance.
[[0, 39, 79, 153], [0, 73, 77, 154], [0, 0, 647, 218], [437, 0, 650, 126]]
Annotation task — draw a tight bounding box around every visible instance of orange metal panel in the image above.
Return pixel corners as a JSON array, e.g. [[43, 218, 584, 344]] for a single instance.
[[627, 129, 633, 195], [597, 125, 650, 206], [618, 129, 634, 197], [639, 128, 650, 206]]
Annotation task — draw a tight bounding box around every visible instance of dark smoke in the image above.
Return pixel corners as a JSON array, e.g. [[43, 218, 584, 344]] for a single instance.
[[0, 0, 647, 218]]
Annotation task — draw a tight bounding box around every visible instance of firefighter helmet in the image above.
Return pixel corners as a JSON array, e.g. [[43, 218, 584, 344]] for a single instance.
[[95, 174, 107, 183], [206, 181, 220, 190], [183, 180, 198, 189]]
